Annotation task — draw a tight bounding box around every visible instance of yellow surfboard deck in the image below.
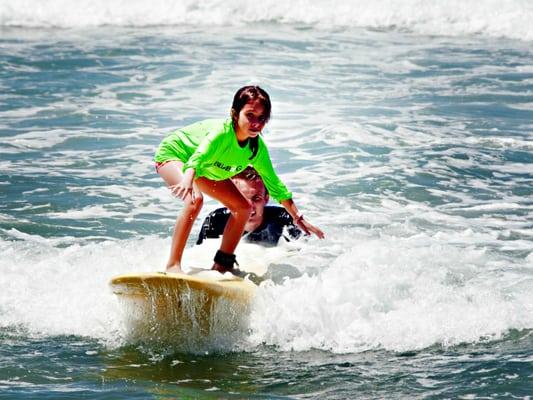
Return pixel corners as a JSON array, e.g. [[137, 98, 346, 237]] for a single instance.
[[110, 270, 256, 302], [110, 271, 257, 347]]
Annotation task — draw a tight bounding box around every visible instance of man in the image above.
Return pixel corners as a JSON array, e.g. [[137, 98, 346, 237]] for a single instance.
[[197, 167, 301, 246]]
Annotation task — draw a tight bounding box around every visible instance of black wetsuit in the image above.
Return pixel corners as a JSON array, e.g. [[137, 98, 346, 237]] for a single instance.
[[196, 206, 302, 247]]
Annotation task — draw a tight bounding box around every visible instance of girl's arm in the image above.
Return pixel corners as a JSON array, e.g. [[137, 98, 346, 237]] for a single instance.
[[252, 139, 324, 239], [280, 199, 325, 239]]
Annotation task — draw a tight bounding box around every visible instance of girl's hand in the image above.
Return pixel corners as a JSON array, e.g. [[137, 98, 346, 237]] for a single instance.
[[295, 216, 325, 239], [170, 182, 194, 201], [170, 168, 197, 202]]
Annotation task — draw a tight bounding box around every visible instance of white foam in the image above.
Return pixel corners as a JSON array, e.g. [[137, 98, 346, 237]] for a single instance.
[[248, 231, 533, 353], [1, 206, 531, 354], [1, 0, 532, 41], [0, 235, 166, 345], [47, 205, 123, 220], [0, 234, 300, 349]]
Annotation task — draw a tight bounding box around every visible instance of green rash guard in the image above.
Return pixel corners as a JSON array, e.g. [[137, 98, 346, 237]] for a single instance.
[[154, 119, 292, 203]]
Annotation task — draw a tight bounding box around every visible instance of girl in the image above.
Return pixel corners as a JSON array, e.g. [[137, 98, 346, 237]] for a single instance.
[[155, 86, 324, 273]]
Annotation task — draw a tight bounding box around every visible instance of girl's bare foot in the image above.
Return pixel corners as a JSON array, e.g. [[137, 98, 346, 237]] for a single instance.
[[166, 265, 183, 274]]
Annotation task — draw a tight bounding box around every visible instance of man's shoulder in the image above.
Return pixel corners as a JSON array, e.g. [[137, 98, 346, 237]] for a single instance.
[[261, 206, 301, 241], [196, 207, 230, 244], [263, 206, 292, 223], [206, 207, 231, 218]]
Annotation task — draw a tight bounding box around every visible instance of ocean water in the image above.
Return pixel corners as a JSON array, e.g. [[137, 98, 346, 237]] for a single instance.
[[1, 1, 532, 398]]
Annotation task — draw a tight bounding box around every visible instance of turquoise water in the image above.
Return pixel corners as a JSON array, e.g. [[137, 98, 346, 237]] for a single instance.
[[1, 11, 532, 400], [1, 329, 531, 399]]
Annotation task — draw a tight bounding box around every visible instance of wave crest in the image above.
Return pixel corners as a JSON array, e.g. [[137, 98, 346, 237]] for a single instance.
[[1, 0, 532, 41]]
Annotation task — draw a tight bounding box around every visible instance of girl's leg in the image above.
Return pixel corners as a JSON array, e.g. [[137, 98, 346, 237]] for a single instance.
[[195, 177, 251, 272], [157, 161, 203, 272]]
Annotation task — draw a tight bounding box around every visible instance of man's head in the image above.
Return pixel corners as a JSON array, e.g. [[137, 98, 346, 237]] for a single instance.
[[232, 167, 269, 232]]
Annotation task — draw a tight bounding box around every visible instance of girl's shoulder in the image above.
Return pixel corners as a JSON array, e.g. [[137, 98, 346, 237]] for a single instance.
[[182, 118, 230, 133], [178, 118, 234, 143]]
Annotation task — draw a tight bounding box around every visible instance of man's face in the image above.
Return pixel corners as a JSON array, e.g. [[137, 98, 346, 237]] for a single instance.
[[234, 178, 268, 232]]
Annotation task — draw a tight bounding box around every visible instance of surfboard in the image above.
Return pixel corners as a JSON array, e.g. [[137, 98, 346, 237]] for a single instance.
[[110, 270, 256, 302], [110, 271, 257, 347]]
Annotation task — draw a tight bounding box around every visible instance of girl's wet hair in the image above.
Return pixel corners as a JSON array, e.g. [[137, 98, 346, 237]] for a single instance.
[[231, 86, 271, 160]]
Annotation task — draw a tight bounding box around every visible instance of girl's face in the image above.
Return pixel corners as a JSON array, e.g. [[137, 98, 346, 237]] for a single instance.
[[235, 100, 268, 140]]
